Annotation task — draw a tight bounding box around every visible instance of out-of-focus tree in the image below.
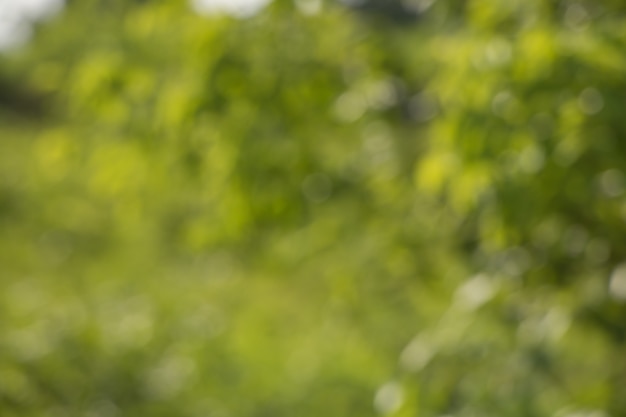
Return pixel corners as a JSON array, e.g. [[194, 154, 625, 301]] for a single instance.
[[0, 1, 625, 417], [410, 0, 626, 415]]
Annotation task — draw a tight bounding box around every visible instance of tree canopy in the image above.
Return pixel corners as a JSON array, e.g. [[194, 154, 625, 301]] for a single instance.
[[0, 1, 625, 416]]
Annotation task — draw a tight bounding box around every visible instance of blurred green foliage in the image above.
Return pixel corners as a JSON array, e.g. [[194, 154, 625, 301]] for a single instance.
[[1, 0, 625, 416]]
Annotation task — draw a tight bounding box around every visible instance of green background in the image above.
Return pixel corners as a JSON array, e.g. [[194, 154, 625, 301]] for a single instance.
[[0, 1, 625, 416]]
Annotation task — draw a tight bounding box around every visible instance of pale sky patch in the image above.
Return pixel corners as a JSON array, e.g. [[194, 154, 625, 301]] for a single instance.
[[0, 0, 64, 51], [190, 0, 272, 18]]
